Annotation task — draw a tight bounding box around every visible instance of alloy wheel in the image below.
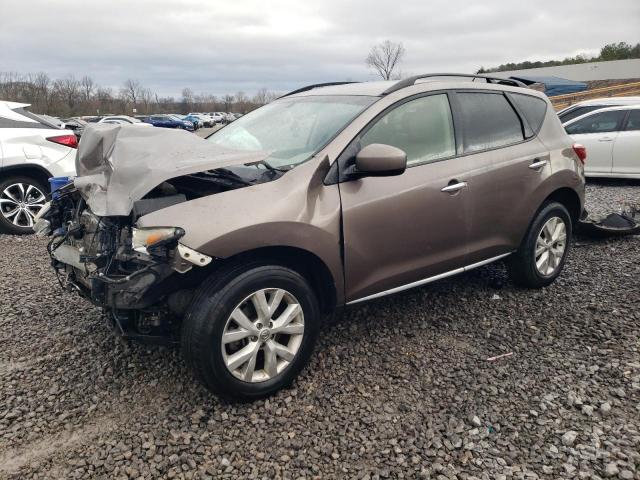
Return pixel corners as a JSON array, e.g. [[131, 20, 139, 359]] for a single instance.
[[535, 216, 567, 276], [221, 288, 305, 383], [0, 183, 46, 228]]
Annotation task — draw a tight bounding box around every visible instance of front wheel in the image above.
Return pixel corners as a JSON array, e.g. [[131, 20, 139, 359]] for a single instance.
[[507, 201, 572, 288], [181, 264, 320, 400]]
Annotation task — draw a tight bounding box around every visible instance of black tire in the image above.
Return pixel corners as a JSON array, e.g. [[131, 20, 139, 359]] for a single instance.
[[507, 201, 572, 288], [181, 263, 320, 400], [0, 175, 48, 235]]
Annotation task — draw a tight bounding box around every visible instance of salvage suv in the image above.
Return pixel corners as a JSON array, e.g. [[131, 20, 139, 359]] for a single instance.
[[39, 74, 586, 399]]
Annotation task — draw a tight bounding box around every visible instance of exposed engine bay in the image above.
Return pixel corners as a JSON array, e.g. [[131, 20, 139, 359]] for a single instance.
[[38, 163, 284, 342]]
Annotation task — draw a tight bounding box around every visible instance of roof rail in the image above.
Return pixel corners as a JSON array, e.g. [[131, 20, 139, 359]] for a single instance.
[[382, 73, 527, 95], [278, 81, 360, 99]]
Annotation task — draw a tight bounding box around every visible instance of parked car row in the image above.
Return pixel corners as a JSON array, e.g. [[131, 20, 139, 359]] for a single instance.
[[559, 97, 640, 179]]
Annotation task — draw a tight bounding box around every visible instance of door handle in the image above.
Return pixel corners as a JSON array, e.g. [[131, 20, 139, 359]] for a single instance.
[[441, 181, 468, 193], [598, 137, 613, 142], [528, 160, 548, 170]]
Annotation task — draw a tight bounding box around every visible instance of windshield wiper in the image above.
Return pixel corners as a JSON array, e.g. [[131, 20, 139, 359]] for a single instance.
[[201, 168, 254, 186], [261, 160, 290, 172]]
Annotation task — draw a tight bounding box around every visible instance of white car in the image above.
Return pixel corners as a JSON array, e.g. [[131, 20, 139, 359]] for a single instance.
[[209, 112, 225, 124], [565, 105, 640, 179], [97, 115, 151, 126], [558, 97, 640, 125], [188, 113, 213, 127], [0, 101, 78, 233]]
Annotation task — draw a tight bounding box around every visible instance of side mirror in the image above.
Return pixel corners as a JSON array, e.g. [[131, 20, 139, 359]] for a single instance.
[[353, 143, 407, 177]]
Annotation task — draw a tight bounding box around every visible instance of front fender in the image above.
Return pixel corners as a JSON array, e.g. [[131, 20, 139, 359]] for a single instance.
[[136, 155, 344, 295]]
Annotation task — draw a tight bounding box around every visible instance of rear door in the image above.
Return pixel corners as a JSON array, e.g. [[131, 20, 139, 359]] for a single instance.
[[565, 110, 627, 175], [449, 90, 550, 263], [338, 92, 469, 303], [612, 110, 640, 177]]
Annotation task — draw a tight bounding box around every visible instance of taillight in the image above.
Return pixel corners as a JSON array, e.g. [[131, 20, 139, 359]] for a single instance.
[[572, 143, 586, 164], [47, 134, 78, 149]]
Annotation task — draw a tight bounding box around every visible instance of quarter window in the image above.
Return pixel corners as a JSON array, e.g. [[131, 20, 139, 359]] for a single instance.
[[510, 93, 547, 136], [359, 94, 456, 167], [564, 110, 627, 134], [624, 110, 640, 131], [457, 92, 524, 153]]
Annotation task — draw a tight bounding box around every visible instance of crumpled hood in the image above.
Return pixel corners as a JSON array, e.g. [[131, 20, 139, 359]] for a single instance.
[[74, 124, 269, 216]]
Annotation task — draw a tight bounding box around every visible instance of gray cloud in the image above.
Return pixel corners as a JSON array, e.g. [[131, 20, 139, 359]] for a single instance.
[[1, 0, 638, 97]]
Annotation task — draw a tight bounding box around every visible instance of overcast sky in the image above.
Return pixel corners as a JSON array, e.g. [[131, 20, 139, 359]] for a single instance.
[[1, 0, 638, 98]]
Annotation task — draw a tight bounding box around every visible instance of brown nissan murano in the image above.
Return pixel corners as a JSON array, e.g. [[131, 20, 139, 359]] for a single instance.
[[38, 74, 586, 399]]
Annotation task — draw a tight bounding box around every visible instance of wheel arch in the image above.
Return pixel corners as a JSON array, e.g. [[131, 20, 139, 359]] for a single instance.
[[542, 187, 582, 225], [0, 164, 53, 188], [213, 246, 339, 315]]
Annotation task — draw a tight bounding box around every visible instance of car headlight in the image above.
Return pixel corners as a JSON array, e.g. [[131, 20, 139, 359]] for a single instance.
[[132, 227, 185, 254]]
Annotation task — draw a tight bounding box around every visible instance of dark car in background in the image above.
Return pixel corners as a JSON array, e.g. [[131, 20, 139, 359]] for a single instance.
[[143, 114, 194, 131], [61, 117, 89, 138]]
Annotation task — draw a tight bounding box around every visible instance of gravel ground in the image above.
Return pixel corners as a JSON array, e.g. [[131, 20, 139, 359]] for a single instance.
[[1, 180, 639, 480]]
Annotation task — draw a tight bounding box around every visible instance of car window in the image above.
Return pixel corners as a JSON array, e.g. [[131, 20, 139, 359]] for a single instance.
[[509, 93, 547, 136], [565, 110, 627, 134], [359, 94, 455, 167], [559, 105, 612, 124], [208, 95, 376, 169], [457, 92, 524, 153], [0, 107, 56, 129], [624, 110, 640, 131]]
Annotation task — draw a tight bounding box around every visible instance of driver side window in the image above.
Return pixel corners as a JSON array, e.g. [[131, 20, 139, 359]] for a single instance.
[[565, 110, 627, 134], [360, 94, 456, 167]]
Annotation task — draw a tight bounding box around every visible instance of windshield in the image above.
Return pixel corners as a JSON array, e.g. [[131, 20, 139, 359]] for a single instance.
[[207, 95, 376, 168]]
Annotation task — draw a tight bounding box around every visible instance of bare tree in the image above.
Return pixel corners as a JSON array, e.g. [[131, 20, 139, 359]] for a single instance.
[[234, 91, 248, 113], [30, 72, 52, 113], [365, 40, 406, 80], [96, 87, 113, 113], [121, 79, 143, 107], [223, 94, 234, 112], [53, 75, 80, 114], [80, 76, 95, 102], [181, 87, 194, 111]]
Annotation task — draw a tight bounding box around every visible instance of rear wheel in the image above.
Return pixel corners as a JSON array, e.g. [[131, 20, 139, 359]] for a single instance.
[[181, 264, 320, 400], [0, 176, 47, 235], [507, 201, 572, 288]]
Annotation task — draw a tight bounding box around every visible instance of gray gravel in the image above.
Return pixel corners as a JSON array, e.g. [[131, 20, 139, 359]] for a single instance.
[[1, 180, 639, 479]]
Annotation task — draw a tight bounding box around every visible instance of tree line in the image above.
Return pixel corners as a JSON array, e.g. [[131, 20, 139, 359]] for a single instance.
[[0, 72, 281, 117], [478, 41, 640, 74]]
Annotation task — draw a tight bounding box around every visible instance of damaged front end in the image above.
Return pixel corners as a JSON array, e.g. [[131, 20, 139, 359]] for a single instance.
[[37, 123, 277, 342], [39, 181, 213, 342]]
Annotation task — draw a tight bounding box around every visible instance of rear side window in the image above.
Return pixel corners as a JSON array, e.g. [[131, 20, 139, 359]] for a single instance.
[[456, 92, 524, 153], [360, 94, 456, 166], [559, 105, 612, 124], [509, 93, 547, 136], [624, 110, 640, 131], [0, 108, 54, 129], [564, 110, 627, 134]]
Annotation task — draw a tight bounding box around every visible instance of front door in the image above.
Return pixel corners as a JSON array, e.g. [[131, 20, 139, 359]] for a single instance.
[[612, 109, 640, 177], [338, 93, 470, 303]]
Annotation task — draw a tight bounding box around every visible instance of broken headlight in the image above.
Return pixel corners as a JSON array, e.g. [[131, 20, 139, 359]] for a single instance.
[[132, 227, 185, 254]]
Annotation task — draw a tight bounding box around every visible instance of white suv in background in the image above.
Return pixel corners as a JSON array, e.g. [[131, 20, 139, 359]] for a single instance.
[[0, 101, 77, 234]]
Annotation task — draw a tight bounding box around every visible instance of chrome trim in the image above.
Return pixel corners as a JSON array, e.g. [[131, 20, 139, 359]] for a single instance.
[[347, 252, 513, 305], [528, 160, 548, 169], [441, 181, 468, 193]]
